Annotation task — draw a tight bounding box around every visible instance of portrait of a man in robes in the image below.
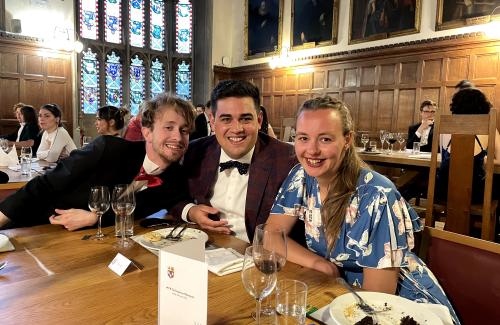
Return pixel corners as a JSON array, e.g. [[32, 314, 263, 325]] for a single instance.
[[246, 0, 282, 57], [437, 0, 500, 31], [292, 0, 337, 49]]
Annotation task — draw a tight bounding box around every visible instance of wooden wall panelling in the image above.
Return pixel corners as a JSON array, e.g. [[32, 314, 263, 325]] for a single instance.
[[377, 90, 394, 132], [327, 69, 340, 88]]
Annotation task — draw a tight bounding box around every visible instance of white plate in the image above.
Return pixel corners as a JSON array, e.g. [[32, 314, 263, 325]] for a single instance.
[[329, 291, 443, 325], [138, 227, 208, 250], [0, 234, 9, 248]]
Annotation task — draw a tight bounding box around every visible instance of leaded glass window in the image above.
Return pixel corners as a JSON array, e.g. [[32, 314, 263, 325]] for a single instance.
[[129, 0, 145, 48], [80, 0, 99, 40], [130, 55, 145, 115], [176, 0, 192, 54], [105, 0, 122, 44], [105, 52, 122, 107], [176, 60, 191, 101], [151, 0, 165, 51], [81, 49, 100, 114], [150, 59, 165, 99]]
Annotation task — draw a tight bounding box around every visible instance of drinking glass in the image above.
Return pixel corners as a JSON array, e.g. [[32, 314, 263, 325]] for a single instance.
[[380, 130, 386, 151], [387, 133, 397, 154], [20, 147, 32, 160], [242, 246, 277, 325], [88, 186, 110, 241], [252, 223, 287, 320], [397, 133, 406, 152], [0, 139, 8, 152], [369, 141, 377, 151], [413, 142, 421, 155], [361, 134, 369, 150], [111, 184, 136, 249], [275, 280, 308, 325], [20, 158, 31, 175], [83, 136, 91, 147]]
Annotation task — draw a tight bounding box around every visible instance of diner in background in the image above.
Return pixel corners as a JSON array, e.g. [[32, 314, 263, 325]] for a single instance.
[[36, 104, 77, 163], [435, 88, 500, 203], [0, 103, 39, 150], [95, 105, 131, 137], [0, 93, 194, 230], [170, 79, 297, 243], [189, 100, 212, 141], [406, 100, 437, 152], [123, 115, 143, 141], [259, 105, 277, 139], [267, 96, 461, 325], [195, 103, 205, 115]]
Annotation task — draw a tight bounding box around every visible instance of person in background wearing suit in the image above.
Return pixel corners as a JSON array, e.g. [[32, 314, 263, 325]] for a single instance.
[[406, 100, 437, 153], [170, 79, 298, 243], [190, 100, 212, 141], [0, 93, 195, 230], [0, 103, 39, 150], [195, 104, 205, 116]]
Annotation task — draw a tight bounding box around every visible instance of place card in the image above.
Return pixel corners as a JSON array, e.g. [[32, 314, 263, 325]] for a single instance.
[[158, 238, 207, 325], [108, 253, 140, 276]]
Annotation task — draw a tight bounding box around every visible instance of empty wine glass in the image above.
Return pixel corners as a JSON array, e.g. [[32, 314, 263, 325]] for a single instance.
[[397, 133, 406, 152], [361, 134, 369, 150], [88, 186, 110, 241], [242, 246, 277, 325], [252, 223, 287, 320], [111, 184, 136, 249], [387, 133, 397, 154], [380, 130, 387, 152]]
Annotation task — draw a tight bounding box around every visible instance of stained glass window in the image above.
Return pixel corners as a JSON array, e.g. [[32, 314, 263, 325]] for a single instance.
[[150, 59, 165, 99], [105, 52, 122, 107], [176, 61, 191, 101], [176, 0, 192, 54], [130, 55, 145, 115], [129, 0, 145, 48], [81, 49, 100, 114], [105, 0, 121, 44], [80, 0, 99, 40], [150, 0, 165, 51]]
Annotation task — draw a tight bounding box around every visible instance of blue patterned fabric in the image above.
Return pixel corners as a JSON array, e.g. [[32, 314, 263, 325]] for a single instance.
[[271, 165, 460, 324]]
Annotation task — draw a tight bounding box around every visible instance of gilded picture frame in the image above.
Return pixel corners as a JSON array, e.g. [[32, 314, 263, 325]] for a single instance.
[[348, 0, 421, 45], [245, 0, 284, 60], [436, 0, 500, 31], [290, 0, 340, 51]]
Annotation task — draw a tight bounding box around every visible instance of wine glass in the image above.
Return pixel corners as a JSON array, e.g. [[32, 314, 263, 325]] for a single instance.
[[88, 186, 110, 241], [20, 147, 32, 160], [83, 136, 91, 147], [242, 246, 277, 325], [0, 139, 8, 152], [252, 223, 287, 320], [361, 134, 369, 150], [397, 133, 406, 152], [387, 133, 397, 154], [380, 130, 386, 151], [111, 184, 136, 249]]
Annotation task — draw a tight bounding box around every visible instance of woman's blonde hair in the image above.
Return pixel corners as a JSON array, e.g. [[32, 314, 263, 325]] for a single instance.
[[297, 96, 368, 255]]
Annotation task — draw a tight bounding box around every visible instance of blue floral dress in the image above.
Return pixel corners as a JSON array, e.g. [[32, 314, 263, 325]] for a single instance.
[[270, 165, 460, 325]]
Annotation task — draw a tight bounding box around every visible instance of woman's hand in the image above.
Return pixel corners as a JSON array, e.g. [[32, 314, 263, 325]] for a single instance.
[[313, 258, 340, 278]]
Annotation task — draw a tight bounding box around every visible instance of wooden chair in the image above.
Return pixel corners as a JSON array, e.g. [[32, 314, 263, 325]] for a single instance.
[[419, 227, 500, 325], [426, 109, 498, 241], [280, 117, 296, 142]]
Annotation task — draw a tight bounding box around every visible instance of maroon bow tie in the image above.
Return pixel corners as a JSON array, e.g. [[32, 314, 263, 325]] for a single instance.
[[133, 167, 163, 188]]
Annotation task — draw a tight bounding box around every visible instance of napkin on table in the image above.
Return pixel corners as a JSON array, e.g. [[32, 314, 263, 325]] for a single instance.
[[408, 153, 432, 159], [205, 247, 244, 276], [0, 234, 15, 253], [0, 146, 19, 167]]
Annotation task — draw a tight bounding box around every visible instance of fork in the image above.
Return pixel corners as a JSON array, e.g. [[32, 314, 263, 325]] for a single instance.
[[164, 223, 182, 240], [170, 224, 190, 241], [336, 278, 380, 315], [0, 261, 8, 271]]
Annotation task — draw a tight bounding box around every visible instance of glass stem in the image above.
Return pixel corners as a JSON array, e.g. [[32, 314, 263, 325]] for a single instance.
[[96, 213, 103, 237], [255, 298, 261, 325], [264, 294, 272, 311], [121, 214, 127, 245]]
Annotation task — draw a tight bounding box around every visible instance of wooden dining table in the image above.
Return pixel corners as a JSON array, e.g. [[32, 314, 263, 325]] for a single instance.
[[0, 220, 349, 324]]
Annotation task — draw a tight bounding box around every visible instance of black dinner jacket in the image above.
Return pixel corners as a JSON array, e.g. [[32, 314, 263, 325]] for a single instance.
[[189, 113, 209, 141], [0, 136, 189, 228], [406, 122, 434, 153]]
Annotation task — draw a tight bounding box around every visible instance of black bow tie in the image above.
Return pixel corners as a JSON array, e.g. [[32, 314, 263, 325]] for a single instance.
[[219, 160, 250, 175]]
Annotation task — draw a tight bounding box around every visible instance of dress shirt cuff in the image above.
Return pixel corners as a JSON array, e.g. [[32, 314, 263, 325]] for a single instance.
[[181, 203, 197, 223], [415, 131, 422, 138]]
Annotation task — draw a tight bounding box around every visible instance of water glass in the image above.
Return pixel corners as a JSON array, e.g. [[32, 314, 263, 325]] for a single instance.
[[83, 136, 91, 147], [413, 142, 421, 155], [0, 139, 8, 152], [275, 280, 308, 325], [115, 212, 134, 238], [20, 158, 31, 175], [112, 185, 136, 249], [369, 141, 377, 151]]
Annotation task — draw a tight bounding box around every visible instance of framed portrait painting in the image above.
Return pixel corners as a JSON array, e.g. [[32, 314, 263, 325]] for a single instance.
[[349, 0, 421, 45], [245, 0, 284, 60], [436, 0, 500, 31], [290, 0, 340, 51]]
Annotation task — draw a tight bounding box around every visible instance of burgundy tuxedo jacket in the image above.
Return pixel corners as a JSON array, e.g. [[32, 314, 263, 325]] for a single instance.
[[170, 132, 298, 242]]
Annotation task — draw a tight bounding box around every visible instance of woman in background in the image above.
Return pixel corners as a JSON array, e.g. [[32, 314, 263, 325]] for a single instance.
[[37, 104, 76, 163], [259, 106, 277, 138], [95, 106, 130, 137], [2, 104, 39, 149]]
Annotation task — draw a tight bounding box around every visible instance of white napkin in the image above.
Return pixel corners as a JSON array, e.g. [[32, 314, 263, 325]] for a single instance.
[[408, 153, 432, 159], [0, 146, 19, 167], [0, 234, 15, 253], [205, 247, 244, 276]]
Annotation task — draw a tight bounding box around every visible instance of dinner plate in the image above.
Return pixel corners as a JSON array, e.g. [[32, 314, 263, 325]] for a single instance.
[[360, 151, 384, 155], [0, 234, 9, 248], [138, 227, 208, 251], [329, 291, 443, 325]]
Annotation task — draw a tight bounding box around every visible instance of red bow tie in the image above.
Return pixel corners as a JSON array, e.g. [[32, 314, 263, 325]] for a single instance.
[[133, 167, 163, 188]]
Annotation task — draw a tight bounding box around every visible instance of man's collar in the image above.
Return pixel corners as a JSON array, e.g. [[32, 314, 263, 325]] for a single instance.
[[220, 146, 255, 164], [143, 153, 163, 175]]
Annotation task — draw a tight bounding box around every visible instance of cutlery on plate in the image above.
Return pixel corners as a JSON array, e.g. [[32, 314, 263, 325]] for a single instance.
[[0, 261, 8, 271], [336, 278, 384, 315], [164, 223, 182, 240], [171, 223, 190, 241]]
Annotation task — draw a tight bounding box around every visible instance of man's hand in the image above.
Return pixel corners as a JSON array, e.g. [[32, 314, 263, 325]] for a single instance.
[[187, 204, 230, 235], [49, 209, 98, 231], [417, 118, 434, 133]]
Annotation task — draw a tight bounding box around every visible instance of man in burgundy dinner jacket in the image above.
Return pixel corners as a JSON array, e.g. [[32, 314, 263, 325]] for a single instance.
[[170, 79, 298, 243]]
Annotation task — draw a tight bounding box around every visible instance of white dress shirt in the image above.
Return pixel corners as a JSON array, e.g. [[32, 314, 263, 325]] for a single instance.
[[182, 146, 255, 242], [131, 153, 164, 193], [204, 112, 211, 135], [415, 120, 431, 146], [16, 123, 25, 142]]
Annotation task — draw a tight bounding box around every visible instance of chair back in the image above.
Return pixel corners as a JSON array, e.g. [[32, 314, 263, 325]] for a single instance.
[[280, 117, 296, 142], [419, 227, 500, 325], [426, 109, 497, 238]]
